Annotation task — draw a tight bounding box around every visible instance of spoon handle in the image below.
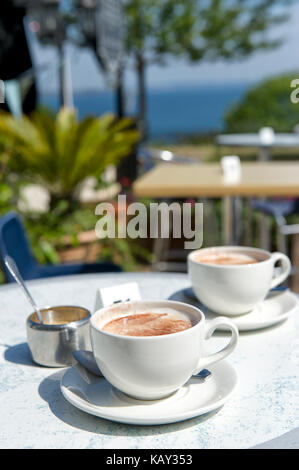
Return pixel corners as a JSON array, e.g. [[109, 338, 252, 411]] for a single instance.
[[4, 255, 43, 323]]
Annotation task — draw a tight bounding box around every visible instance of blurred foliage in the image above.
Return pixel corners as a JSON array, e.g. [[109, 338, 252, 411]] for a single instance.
[[0, 182, 14, 214], [124, 0, 293, 137], [0, 135, 18, 216], [24, 202, 153, 271], [0, 198, 153, 278], [125, 0, 292, 62], [0, 107, 152, 278], [225, 73, 299, 133], [0, 107, 139, 209], [70, 0, 293, 138]]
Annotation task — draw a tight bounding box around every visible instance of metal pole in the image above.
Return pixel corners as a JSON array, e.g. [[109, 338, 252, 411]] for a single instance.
[[62, 51, 74, 108], [115, 67, 124, 118], [259, 146, 271, 161], [57, 43, 64, 107]]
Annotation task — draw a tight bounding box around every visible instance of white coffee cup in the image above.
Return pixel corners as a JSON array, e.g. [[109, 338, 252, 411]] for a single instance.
[[90, 300, 238, 400], [188, 246, 291, 316]]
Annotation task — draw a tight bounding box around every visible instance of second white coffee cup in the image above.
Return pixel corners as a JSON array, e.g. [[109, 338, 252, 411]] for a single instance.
[[188, 246, 291, 316]]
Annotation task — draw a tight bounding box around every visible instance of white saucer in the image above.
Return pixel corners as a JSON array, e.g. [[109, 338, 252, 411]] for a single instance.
[[60, 361, 237, 425], [183, 288, 298, 332]]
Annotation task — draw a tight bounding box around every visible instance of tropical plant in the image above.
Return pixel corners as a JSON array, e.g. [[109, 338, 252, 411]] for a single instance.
[[0, 107, 139, 209], [225, 73, 299, 133]]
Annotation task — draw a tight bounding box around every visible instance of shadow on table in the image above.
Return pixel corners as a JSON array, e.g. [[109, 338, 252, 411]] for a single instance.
[[3, 342, 35, 366], [38, 370, 221, 437]]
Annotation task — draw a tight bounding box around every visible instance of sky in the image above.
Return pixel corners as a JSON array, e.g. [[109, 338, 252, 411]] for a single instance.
[[27, 2, 299, 94]]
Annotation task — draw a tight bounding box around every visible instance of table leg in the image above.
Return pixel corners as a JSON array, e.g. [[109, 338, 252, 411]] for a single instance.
[[222, 196, 243, 245], [222, 197, 233, 245], [258, 146, 271, 249], [234, 197, 243, 244], [151, 199, 186, 272], [203, 198, 220, 246], [259, 211, 271, 250], [151, 199, 169, 271], [243, 198, 253, 246], [259, 146, 271, 161]]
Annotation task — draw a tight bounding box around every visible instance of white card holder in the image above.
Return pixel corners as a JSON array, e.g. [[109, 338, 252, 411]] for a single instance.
[[94, 282, 141, 312], [259, 127, 275, 145], [221, 155, 241, 184]]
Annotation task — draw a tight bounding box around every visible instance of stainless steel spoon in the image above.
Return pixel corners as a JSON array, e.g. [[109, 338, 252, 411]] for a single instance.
[[4, 255, 43, 324], [73, 350, 211, 381]]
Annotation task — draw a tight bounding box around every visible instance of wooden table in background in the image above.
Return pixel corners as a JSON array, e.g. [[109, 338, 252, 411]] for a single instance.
[[133, 162, 299, 245], [216, 133, 299, 161]]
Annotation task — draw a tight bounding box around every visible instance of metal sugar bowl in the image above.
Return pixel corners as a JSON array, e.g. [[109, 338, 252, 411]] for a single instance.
[[26, 305, 91, 367]]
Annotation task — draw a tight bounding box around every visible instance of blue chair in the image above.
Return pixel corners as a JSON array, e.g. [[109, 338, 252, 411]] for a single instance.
[[251, 198, 299, 255], [0, 212, 122, 282], [252, 198, 299, 219]]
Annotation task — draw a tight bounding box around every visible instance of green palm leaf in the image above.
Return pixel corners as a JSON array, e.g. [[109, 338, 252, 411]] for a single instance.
[[0, 108, 139, 204]]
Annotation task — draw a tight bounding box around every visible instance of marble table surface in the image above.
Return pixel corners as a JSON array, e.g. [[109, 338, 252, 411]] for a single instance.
[[0, 272, 298, 449]]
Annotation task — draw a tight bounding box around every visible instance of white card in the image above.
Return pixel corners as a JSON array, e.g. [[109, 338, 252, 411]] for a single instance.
[[94, 282, 141, 312], [259, 127, 275, 145], [221, 155, 241, 184]]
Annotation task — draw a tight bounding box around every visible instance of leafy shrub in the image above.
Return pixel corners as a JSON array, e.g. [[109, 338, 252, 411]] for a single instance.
[[225, 73, 299, 133], [24, 203, 153, 270]]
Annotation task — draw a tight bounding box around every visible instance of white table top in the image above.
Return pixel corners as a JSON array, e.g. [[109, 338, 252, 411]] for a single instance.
[[216, 133, 299, 148], [0, 272, 298, 449]]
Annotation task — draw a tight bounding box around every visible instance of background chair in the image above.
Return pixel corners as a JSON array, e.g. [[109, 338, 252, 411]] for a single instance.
[[251, 198, 299, 255], [0, 211, 121, 283], [137, 146, 198, 174]]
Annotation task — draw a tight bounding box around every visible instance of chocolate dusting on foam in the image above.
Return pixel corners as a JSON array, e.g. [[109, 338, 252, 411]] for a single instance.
[[102, 313, 192, 337]]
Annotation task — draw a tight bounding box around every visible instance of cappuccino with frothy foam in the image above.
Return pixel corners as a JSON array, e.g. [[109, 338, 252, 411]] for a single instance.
[[102, 310, 192, 337], [194, 252, 258, 266]]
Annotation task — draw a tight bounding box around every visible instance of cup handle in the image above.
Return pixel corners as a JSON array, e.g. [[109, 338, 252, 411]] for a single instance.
[[193, 317, 239, 374], [270, 252, 291, 289]]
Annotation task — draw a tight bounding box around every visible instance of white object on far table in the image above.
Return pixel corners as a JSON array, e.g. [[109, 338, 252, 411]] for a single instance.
[[259, 127, 275, 146], [221, 155, 242, 184]]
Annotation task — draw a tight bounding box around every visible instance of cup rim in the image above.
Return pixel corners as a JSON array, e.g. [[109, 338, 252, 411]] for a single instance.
[[188, 245, 272, 268], [27, 305, 91, 329], [90, 299, 204, 340]]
